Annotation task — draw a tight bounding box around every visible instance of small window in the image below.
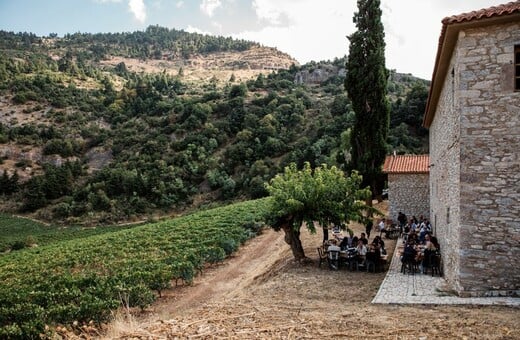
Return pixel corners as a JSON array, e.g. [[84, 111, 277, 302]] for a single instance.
[[516, 45, 520, 91]]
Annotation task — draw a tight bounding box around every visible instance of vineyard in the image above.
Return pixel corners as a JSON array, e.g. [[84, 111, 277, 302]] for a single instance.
[[0, 198, 271, 338], [0, 214, 142, 252]]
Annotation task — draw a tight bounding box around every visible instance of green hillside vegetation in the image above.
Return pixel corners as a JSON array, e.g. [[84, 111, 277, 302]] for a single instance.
[[0, 198, 269, 338], [0, 27, 429, 226]]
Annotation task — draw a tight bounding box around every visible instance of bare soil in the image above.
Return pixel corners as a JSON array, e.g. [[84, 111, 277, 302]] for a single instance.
[[96, 202, 518, 339]]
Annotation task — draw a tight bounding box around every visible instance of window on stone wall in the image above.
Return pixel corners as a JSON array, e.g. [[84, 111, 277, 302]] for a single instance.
[[516, 45, 520, 91]]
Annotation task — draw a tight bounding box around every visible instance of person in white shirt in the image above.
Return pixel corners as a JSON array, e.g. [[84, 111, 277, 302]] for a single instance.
[[356, 239, 367, 265], [327, 239, 341, 252], [378, 219, 385, 237], [327, 239, 341, 270]]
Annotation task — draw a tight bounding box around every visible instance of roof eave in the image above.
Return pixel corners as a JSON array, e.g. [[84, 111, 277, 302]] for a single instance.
[[423, 13, 520, 128]]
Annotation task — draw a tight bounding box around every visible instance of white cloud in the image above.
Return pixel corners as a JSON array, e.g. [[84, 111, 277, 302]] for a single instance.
[[185, 25, 212, 36], [176, 1, 184, 8], [200, 0, 222, 17], [235, 0, 355, 65], [252, 0, 285, 25], [129, 0, 146, 23]]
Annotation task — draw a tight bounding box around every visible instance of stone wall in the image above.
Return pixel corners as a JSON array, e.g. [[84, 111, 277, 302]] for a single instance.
[[430, 22, 520, 297], [387, 173, 429, 222], [429, 50, 462, 295]]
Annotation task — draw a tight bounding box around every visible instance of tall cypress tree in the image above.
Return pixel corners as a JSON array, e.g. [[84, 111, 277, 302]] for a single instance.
[[344, 0, 389, 198]]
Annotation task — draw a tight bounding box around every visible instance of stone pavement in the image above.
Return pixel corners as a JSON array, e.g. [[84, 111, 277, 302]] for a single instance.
[[372, 239, 520, 306]]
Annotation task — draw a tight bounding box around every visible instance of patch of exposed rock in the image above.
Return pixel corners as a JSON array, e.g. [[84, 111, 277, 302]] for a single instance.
[[85, 147, 113, 173], [294, 64, 346, 85]]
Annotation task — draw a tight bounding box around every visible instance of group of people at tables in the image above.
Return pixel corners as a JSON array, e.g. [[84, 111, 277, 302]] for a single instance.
[[397, 212, 441, 274], [323, 225, 388, 271]]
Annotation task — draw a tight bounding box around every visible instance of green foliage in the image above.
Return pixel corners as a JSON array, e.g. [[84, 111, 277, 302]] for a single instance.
[[0, 170, 19, 195], [0, 199, 270, 337], [267, 162, 371, 230], [345, 0, 390, 195]]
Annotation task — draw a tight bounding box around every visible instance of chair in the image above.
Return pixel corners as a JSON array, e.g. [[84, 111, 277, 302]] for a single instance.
[[328, 250, 340, 270], [430, 253, 442, 277], [401, 256, 418, 275], [317, 247, 327, 268], [366, 252, 379, 273], [344, 250, 358, 271]]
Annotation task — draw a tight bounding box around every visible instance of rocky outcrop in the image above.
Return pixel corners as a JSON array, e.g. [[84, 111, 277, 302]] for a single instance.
[[294, 65, 346, 85]]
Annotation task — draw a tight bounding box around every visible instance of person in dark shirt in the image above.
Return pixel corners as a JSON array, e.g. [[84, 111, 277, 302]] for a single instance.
[[365, 220, 373, 239], [402, 241, 417, 262], [371, 236, 386, 254], [360, 233, 369, 245]]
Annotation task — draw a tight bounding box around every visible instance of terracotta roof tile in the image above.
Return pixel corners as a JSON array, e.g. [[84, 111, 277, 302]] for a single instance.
[[442, 1, 520, 25], [382, 155, 430, 174], [424, 1, 520, 127]]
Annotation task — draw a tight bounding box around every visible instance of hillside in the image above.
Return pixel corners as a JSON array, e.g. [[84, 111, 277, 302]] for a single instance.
[[0, 27, 429, 225]]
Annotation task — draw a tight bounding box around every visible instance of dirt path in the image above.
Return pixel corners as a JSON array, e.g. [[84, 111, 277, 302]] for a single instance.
[[103, 204, 519, 339], [149, 228, 290, 319]]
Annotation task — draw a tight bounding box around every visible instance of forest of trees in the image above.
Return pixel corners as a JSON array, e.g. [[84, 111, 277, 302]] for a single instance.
[[0, 28, 429, 224]]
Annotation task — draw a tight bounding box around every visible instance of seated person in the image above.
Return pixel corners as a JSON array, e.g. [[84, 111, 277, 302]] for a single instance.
[[356, 239, 367, 265], [339, 236, 351, 250], [371, 235, 385, 248], [422, 233, 438, 270], [366, 245, 383, 271], [418, 225, 428, 244], [371, 236, 386, 255], [424, 233, 437, 251], [351, 236, 359, 248], [407, 232, 418, 245], [359, 233, 369, 245], [403, 223, 411, 234], [430, 235, 440, 251], [401, 241, 417, 264], [327, 239, 341, 253], [327, 239, 341, 270]]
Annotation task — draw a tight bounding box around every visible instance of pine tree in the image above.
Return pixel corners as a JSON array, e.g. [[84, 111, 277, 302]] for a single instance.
[[344, 0, 389, 198]]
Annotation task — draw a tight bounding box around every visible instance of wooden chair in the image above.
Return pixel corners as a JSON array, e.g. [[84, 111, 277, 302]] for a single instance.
[[317, 247, 327, 268]]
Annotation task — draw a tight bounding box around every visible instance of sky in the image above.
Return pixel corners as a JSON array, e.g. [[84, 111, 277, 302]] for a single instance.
[[0, 0, 509, 79]]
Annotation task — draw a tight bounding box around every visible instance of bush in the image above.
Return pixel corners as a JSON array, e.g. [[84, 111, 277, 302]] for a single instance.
[[10, 240, 26, 251]]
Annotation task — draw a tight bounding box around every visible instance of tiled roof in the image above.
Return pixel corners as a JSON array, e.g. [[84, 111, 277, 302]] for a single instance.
[[442, 1, 520, 25], [382, 155, 430, 174], [423, 1, 520, 128]]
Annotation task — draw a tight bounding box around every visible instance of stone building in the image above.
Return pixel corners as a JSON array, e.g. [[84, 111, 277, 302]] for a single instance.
[[423, 2, 520, 297], [382, 154, 430, 223]]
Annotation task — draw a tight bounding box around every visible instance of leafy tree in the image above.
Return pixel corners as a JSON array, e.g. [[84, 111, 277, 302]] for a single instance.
[[266, 162, 373, 261], [0, 170, 19, 194], [228, 83, 247, 98], [344, 0, 390, 199]]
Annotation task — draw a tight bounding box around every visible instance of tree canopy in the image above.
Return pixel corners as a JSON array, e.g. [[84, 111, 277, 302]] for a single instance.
[[266, 162, 375, 260], [344, 0, 390, 197]]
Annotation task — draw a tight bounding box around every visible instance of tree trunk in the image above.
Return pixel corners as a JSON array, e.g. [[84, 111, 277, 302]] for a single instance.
[[322, 226, 329, 244], [280, 220, 306, 261]]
